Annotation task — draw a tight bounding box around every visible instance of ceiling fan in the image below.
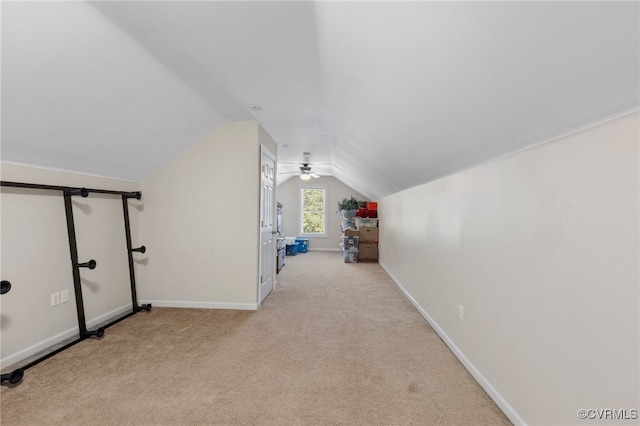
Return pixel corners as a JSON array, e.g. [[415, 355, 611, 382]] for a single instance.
[[282, 152, 321, 180]]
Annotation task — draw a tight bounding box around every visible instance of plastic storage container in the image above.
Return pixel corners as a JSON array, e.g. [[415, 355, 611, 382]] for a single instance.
[[295, 238, 309, 253], [356, 218, 379, 228], [286, 243, 300, 256], [342, 248, 359, 263], [340, 235, 359, 249]]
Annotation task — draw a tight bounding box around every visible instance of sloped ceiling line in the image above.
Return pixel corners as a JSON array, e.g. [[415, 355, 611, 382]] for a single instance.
[[1, 1, 638, 198]]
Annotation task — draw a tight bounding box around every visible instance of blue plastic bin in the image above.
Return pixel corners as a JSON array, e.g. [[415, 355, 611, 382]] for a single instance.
[[286, 243, 300, 256], [295, 238, 309, 253]]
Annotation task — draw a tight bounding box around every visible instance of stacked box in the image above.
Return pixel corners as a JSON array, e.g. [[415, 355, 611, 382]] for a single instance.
[[342, 248, 359, 263], [340, 209, 358, 231], [340, 230, 359, 263], [357, 222, 379, 262], [358, 227, 379, 244], [355, 217, 378, 228], [338, 224, 380, 262], [340, 235, 359, 250], [358, 244, 378, 262]]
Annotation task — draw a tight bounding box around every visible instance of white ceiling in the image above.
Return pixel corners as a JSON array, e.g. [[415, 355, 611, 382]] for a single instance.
[[2, 1, 638, 199]]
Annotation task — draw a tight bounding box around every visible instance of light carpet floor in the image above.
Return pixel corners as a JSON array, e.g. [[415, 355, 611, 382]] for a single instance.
[[0, 251, 510, 425]]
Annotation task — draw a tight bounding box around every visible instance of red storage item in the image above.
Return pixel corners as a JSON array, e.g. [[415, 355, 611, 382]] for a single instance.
[[366, 201, 378, 210]]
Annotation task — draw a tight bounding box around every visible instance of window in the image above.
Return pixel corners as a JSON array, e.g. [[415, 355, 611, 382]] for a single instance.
[[299, 185, 327, 237]]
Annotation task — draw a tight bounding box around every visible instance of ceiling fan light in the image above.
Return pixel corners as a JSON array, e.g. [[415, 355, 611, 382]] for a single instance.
[[300, 173, 312, 181]]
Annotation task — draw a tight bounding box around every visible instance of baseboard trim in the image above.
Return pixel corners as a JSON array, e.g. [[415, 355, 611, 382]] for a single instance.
[[308, 248, 341, 252], [139, 300, 258, 311], [1, 304, 133, 369], [378, 260, 526, 426]]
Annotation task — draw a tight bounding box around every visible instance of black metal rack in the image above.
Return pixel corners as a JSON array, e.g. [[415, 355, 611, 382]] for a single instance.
[[0, 181, 151, 385]]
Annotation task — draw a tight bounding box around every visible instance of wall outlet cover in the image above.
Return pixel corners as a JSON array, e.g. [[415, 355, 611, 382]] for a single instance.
[[61, 289, 70, 303], [51, 292, 60, 307]]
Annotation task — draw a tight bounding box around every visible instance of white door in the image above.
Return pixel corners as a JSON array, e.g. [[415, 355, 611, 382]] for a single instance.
[[259, 146, 276, 303]]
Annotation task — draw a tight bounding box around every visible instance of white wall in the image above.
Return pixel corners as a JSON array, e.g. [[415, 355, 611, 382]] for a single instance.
[[0, 163, 140, 368], [277, 176, 367, 251], [138, 121, 275, 309], [378, 112, 639, 425], [259, 124, 278, 157]]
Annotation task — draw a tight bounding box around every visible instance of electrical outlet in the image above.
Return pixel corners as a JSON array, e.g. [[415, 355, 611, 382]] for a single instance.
[[61, 289, 70, 304], [458, 304, 464, 320], [51, 292, 60, 307]]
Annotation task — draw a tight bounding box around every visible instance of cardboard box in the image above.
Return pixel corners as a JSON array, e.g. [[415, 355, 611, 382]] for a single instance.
[[358, 243, 378, 262], [358, 227, 379, 244], [344, 229, 359, 237]]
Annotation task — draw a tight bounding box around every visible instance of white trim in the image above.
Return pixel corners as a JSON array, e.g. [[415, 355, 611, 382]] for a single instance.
[[86, 305, 135, 328], [139, 300, 258, 311], [0, 304, 132, 369], [309, 248, 341, 252], [378, 261, 526, 426]]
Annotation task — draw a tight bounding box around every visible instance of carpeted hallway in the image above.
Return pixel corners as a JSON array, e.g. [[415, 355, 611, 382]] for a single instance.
[[0, 251, 510, 425]]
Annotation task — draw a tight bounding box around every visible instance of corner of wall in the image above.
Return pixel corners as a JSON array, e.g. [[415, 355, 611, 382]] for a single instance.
[[138, 121, 263, 307]]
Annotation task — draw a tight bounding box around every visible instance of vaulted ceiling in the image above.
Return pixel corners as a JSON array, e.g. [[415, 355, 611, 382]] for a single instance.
[[2, 1, 638, 199]]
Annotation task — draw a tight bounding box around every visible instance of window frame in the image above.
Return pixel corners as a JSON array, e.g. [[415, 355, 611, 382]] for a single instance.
[[299, 184, 328, 238]]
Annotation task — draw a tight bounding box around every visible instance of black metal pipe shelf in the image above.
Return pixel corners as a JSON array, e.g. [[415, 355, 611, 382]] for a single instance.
[[1, 180, 141, 199], [1, 180, 149, 386]]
